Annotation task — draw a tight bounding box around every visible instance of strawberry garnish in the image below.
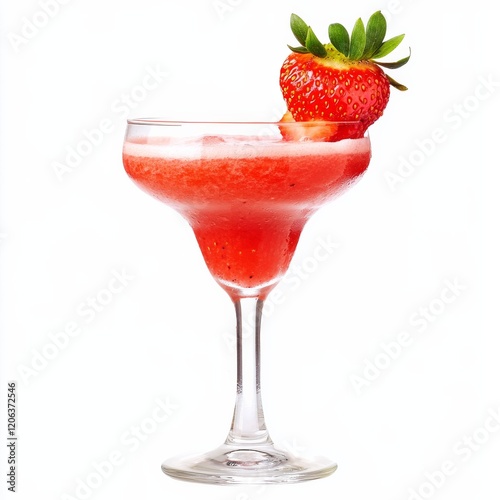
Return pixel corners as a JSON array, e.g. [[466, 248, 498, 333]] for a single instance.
[[279, 11, 410, 140]]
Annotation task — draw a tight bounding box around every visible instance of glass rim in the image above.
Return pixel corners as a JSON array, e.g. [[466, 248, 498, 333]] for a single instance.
[[126, 118, 364, 126]]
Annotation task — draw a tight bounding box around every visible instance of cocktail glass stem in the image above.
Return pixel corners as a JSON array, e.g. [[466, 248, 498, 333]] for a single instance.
[[161, 290, 337, 483], [225, 297, 272, 447]]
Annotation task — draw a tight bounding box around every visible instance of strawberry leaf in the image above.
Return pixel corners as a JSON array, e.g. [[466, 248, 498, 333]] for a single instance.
[[375, 49, 411, 69], [288, 45, 310, 54], [290, 13, 309, 47], [305, 27, 327, 58], [372, 34, 405, 59], [386, 74, 408, 91], [363, 11, 387, 59], [349, 18, 366, 60], [328, 23, 350, 57]]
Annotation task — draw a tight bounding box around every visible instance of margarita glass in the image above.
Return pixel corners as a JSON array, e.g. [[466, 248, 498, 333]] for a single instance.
[[122, 120, 371, 484]]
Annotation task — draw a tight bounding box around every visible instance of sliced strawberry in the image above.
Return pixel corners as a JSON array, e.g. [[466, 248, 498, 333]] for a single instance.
[[279, 112, 364, 142], [278, 111, 338, 142]]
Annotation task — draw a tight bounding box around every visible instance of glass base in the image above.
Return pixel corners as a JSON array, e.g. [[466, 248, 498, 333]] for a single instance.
[[161, 443, 337, 484]]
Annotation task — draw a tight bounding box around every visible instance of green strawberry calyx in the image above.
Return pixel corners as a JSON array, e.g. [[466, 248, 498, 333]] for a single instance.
[[288, 11, 411, 91]]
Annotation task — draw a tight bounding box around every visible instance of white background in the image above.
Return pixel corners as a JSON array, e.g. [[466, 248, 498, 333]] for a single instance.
[[1, 0, 500, 499]]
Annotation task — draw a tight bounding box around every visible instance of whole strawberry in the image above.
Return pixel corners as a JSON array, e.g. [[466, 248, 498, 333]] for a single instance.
[[279, 11, 410, 140]]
